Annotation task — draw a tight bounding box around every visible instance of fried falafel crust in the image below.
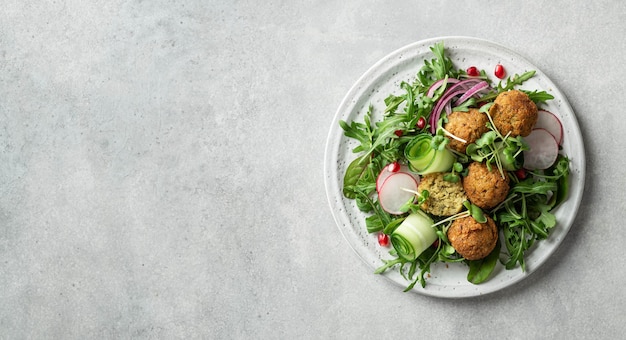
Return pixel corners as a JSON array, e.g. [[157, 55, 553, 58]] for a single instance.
[[444, 108, 490, 153], [488, 89, 538, 137], [462, 162, 510, 210], [447, 215, 498, 260]]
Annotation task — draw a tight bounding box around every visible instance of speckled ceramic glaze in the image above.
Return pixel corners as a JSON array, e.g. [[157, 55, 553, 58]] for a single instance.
[[324, 36, 585, 298]]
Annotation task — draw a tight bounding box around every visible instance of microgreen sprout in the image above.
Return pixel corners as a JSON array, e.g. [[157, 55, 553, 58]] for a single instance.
[[440, 127, 468, 144], [465, 107, 528, 178], [432, 201, 487, 229], [398, 188, 430, 214]]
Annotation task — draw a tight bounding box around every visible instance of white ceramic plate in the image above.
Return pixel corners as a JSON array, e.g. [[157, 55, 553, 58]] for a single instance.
[[324, 36, 585, 298]]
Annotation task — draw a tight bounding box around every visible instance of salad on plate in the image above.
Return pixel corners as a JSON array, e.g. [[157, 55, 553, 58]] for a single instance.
[[338, 41, 570, 291]]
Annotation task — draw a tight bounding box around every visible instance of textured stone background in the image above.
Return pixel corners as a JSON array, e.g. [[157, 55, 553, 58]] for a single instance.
[[1, 1, 623, 338]]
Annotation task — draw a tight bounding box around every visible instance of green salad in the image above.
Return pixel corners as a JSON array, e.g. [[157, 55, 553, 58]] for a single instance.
[[340, 42, 570, 291]]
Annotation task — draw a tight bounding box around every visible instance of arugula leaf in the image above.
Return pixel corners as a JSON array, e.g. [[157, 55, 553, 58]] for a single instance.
[[452, 97, 477, 112], [523, 90, 554, 105], [430, 42, 455, 80], [545, 155, 570, 208], [510, 179, 557, 195], [366, 214, 385, 233], [479, 70, 551, 104], [374, 257, 405, 274], [416, 42, 460, 88], [339, 105, 376, 154], [495, 154, 570, 270], [501, 219, 530, 271], [497, 71, 536, 92], [384, 94, 406, 114], [383, 217, 406, 235]]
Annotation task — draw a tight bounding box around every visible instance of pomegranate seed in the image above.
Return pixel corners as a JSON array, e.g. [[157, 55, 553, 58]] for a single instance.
[[431, 239, 440, 248], [394, 130, 403, 137], [515, 168, 527, 179], [416, 117, 426, 129], [389, 161, 400, 172], [494, 64, 506, 79], [378, 233, 390, 247], [466, 66, 479, 77]]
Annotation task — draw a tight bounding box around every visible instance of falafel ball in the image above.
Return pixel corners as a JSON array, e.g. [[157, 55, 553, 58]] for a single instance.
[[417, 172, 467, 216], [447, 215, 498, 260], [444, 108, 490, 153], [488, 89, 538, 137], [462, 162, 510, 210]]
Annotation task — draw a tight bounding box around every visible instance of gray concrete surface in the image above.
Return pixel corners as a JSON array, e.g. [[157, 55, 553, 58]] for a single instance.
[[0, 1, 623, 339]]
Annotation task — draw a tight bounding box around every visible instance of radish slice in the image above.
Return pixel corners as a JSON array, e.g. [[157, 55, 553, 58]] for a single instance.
[[535, 110, 563, 145], [376, 162, 399, 193], [378, 172, 418, 215], [523, 128, 559, 170], [376, 163, 419, 193]]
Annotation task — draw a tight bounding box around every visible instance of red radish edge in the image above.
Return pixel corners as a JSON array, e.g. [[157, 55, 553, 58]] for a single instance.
[[523, 128, 559, 170], [535, 110, 563, 145], [376, 163, 419, 193], [377, 172, 418, 215]]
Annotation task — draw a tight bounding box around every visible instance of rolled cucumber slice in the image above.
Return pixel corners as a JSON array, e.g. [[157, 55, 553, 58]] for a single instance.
[[390, 211, 437, 261], [405, 134, 454, 175]]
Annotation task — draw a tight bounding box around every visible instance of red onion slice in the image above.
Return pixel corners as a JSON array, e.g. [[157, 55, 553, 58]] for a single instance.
[[454, 81, 490, 106]]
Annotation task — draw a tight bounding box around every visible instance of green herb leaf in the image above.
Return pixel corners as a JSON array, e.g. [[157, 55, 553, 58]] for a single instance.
[[342, 155, 370, 199], [383, 217, 405, 235], [470, 204, 487, 224], [467, 240, 501, 284], [365, 214, 385, 233], [545, 155, 570, 208], [523, 90, 554, 105], [497, 71, 536, 92]]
